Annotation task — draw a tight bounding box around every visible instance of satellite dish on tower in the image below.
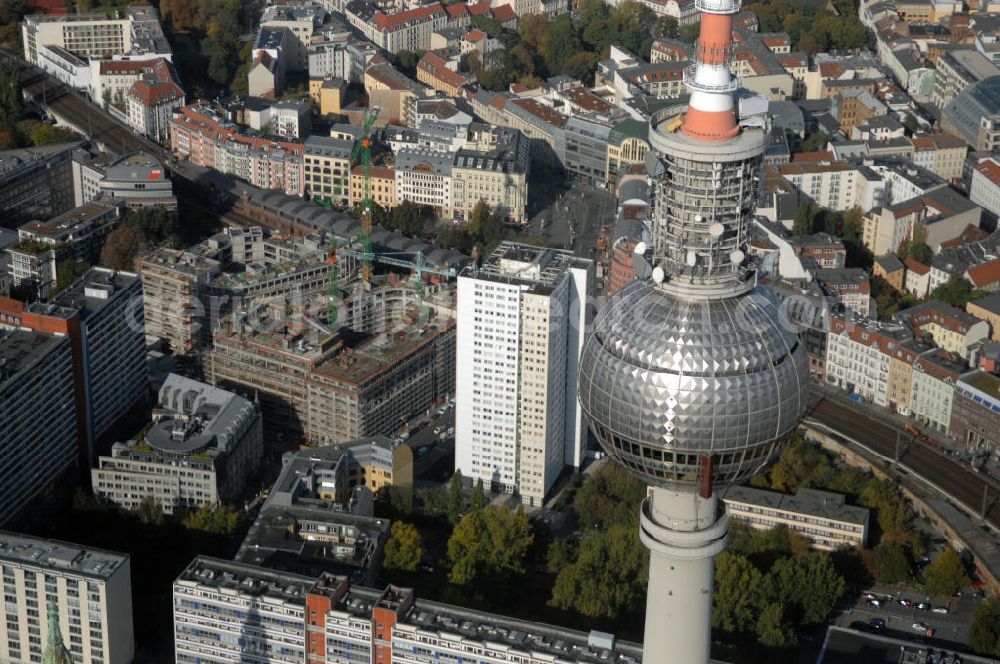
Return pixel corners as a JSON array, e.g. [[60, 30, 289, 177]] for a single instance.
[[709, 223, 724, 239], [730, 249, 746, 265], [686, 251, 698, 267], [652, 266, 665, 283], [634, 241, 648, 255]]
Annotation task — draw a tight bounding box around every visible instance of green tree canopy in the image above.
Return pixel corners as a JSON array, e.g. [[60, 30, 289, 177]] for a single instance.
[[183, 505, 240, 534], [447, 471, 464, 524], [573, 462, 646, 528], [874, 542, 911, 584], [447, 506, 533, 585], [713, 551, 764, 632], [931, 276, 984, 309], [384, 521, 424, 572], [970, 599, 1000, 658], [923, 548, 970, 597], [136, 495, 165, 526], [55, 260, 90, 295], [549, 522, 647, 619], [763, 553, 844, 624], [756, 602, 796, 648]]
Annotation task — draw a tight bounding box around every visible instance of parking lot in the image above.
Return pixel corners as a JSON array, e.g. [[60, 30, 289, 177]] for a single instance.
[[837, 588, 986, 650], [394, 402, 456, 485]]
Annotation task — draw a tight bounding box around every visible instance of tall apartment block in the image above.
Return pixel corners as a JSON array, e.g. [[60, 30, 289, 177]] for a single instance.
[[0, 532, 134, 664], [136, 248, 222, 353], [455, 242, 592, 505], [0, 268, 147, 462], [0, 142, 81, 228], [92, 374, 263, 514], [0, 330, 77, 525], [22, 5, 171, 66], [173, 556, 641, 664]]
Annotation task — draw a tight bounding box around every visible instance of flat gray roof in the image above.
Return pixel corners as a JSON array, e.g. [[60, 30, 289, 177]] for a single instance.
[[723, 485, 869, 525], [0, 531, 128, 579]]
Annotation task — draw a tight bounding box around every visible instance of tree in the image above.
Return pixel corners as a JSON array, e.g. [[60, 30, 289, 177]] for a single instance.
[[678, 21, 700, 44], [374, 486, 409, 518], [55, 260, 90, 294], [792, 203, 815, 236], [874, 542, 911, 584], [447, 471, 464, 524], [562, 51, 599, 84], [756, 603, 796, 648], [549, 523, 647, 619], [136, 495, 164, 526], [903, 114, 920, 135], [471, 478, 485, 512], [763, 553, 844, 624], [100, 224, 148, 271], [546, 537, 575, 573], [802, 131, 829, 152], [573, 462, 647, 529], [384, 521, 423, 572], [396, 50, 423, 77], [447, 506, 533, 585], [544, 16, 580, 76], [183, 505, 240, 534], [931, 276, 984, 308], [651, 16, 678, 39], [924, 548, 970, 597], [970, 599, 1000, 658], [713, 551, 764, 632]]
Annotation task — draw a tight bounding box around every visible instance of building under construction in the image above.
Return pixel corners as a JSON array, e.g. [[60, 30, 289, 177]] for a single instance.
[[205, 279, 456, 444]]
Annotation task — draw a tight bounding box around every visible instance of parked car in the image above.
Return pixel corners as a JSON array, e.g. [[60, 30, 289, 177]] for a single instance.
[[434, 426, 443, 435], [915, 602, 930, 610], [898, 599, 913, 607], [869, 618, 885, 631], [931, 607, 949, 614]]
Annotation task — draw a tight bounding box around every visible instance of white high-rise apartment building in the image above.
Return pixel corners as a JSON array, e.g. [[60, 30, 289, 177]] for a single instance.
[[455, 242, 592, 505], [0, 532, 134, 664]]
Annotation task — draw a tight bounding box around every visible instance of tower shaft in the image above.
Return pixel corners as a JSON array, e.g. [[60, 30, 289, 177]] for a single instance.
[[640, 488, 728, 664]]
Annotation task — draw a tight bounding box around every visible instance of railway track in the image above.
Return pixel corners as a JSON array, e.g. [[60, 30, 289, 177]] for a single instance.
[[805, 395, 1000, 529]]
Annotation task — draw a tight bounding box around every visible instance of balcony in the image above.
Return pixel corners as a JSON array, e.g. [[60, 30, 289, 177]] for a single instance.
[[695, 0, 741, 13]]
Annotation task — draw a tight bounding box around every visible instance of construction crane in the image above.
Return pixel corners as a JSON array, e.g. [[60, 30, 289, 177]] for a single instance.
[[337, 248, 457, 296], [326, 233, 363, 326], [351, 107, 380, 283]]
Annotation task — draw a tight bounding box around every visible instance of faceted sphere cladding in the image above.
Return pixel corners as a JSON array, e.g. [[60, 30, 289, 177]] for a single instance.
[[578, 279, 809, 488]]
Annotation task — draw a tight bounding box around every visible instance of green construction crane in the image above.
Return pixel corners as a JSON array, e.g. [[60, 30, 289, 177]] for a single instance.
[[350, 107, 380, 283]]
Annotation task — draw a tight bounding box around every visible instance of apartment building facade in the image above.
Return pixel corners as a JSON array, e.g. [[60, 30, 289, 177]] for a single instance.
[[174, 557, 643, 664], [722, 486, 870, 550], [455, 242, 591, 505], [0, 330, 77, 526], [92, 375, 263, 514], [136, 248, 222, 353], [0, 532, 134, 664], [303, 136, 353, 206]]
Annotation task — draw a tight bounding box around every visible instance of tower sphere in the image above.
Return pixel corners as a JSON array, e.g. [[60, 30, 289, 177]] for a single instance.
[[578, 279, 809, 488]]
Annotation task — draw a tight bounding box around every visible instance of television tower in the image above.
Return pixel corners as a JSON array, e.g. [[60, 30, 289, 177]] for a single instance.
[[577, 1, 808, 663]]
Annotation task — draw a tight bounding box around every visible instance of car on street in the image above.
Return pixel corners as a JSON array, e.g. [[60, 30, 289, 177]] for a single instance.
[[911, 622, 929, 633], [863, 593, 877, 601], [915, 602, 930, 610], [869, 618, 885, 631], [868, 599, 881, 607], [931, 607, 948, 614], [439, 432, 447, 440], [898, 599, 913, 607]]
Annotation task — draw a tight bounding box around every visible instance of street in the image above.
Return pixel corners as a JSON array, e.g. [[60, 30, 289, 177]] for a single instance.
[[527, 181, 617, 256]]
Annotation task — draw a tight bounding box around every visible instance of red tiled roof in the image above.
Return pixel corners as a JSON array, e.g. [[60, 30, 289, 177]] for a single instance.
[[373, 4, 445, 31], [968, 258, 1000, 287], [418, 52, 467, 90], [490, 4, 516, 22], [940, 224, 989, 250], [904, 256, 930, 275], [467, 2, 492, 15], [509, 98, 568, 128], [465, 28, 487, 42], [792, 150, 835, 163], [976, 159, 1000, 187], [129, 80, 184, 106], [445, 3, 468, 17], [819, 62, 845, 78]]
